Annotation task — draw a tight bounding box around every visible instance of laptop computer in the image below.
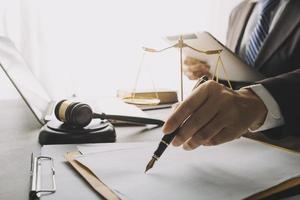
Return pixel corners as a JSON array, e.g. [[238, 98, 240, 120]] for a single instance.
[[0, 37, 151, 126], [0, 37, 54, 125]]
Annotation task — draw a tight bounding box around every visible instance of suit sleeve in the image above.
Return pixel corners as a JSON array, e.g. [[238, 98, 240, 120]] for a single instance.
[[258, 69, 300, 138]]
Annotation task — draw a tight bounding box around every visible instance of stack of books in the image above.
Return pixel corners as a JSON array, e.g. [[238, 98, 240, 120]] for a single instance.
[[117, 89, 178, 110]]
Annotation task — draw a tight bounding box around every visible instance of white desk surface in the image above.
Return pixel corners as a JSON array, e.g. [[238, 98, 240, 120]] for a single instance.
[[0, 99, 299, 200]]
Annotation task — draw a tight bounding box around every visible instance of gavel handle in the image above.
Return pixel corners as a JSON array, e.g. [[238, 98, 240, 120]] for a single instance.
[[93, 113, 164, 126]]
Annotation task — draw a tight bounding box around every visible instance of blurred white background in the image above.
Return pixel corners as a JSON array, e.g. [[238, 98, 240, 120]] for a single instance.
[[0, 0, 242, 100]]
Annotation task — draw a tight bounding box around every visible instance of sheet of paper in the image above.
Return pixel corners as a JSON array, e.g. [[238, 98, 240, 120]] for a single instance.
[[164, 32, 265, 82], [78, 143, 150, 155], [76, 138, 300, 200]]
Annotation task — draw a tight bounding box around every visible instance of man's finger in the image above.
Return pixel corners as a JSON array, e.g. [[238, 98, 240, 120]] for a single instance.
[[182, 114, 224, 150], [189, 63, 210, 72], [172, 96, 219, 146], [184, 57, 207, 65], [184, 57, 198, 65], [206, 128, 237, 146], [184, 71, 199, 80], [162, 82, 211, 134]]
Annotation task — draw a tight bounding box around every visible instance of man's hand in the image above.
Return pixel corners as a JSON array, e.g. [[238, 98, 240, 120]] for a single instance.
[[162, 81, 267, 150], [183, 57, 211, 80]]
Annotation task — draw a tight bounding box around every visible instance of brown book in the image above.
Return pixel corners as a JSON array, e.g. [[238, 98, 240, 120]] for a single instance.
[[117, 89, 178, 104]]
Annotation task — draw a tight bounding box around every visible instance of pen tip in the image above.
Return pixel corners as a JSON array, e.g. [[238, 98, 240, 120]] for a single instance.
[[144, 157, 156, 174]]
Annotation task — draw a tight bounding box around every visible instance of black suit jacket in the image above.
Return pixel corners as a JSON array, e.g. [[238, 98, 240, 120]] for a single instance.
[[226, 0, 300, 138]]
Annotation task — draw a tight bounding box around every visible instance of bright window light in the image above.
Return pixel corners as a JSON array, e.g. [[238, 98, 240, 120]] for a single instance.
[[0, 0, 241, 99]]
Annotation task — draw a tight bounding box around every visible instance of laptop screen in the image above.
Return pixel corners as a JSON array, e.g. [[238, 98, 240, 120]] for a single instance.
[[0, 37, 52, 125]]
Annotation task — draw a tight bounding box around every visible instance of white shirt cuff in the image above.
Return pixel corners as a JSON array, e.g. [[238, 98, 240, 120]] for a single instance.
[[243, 84, 285, 132]]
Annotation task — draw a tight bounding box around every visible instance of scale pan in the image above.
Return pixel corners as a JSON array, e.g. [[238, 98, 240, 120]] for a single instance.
[[122, 98, 160, 105]]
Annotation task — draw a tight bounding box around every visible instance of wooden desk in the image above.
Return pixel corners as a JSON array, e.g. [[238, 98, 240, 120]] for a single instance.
[[0, 99, 299, 200]]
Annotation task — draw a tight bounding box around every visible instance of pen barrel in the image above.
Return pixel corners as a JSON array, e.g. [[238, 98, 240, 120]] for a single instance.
[[154, 130, 177, 159], [192, 75, 209, 90]]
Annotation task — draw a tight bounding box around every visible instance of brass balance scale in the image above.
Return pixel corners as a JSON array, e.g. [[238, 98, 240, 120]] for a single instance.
[[122, 36, 232, 106]]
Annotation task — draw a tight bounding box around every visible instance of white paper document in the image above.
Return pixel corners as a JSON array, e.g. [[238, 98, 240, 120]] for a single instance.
[[76, 139, 300, 200], [78, 142, 150, 155], [165, 32, 265, 82]]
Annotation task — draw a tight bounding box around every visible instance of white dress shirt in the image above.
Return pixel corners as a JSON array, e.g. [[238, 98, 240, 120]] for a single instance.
[[243, 84, 284, 132]]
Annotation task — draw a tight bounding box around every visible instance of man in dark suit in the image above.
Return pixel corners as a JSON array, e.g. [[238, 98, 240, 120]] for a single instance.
[[162, 0, 300, 151]]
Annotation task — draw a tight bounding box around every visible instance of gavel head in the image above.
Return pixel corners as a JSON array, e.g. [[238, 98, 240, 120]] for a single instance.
[[54, 100, 93, 128]]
